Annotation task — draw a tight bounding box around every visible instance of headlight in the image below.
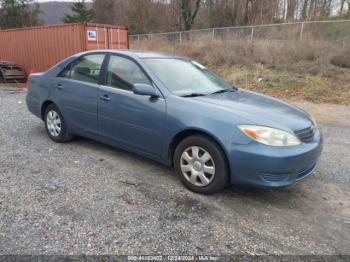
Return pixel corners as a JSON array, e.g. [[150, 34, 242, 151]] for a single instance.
[[238, 125, 301, 146]]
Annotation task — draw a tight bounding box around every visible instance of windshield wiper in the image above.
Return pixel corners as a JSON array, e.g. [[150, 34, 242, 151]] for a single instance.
[[210, 86, 238, 95], [210, 89, 232, 95], [181, 93, 207, 97]]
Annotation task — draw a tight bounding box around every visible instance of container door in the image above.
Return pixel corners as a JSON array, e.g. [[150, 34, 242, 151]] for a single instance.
[[108, 28, 128, 50], [86, 26, 108, 50]]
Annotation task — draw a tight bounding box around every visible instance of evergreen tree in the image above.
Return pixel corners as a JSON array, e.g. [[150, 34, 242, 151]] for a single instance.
[[62, 0, 95, 23], [0, 0, 42, 29]]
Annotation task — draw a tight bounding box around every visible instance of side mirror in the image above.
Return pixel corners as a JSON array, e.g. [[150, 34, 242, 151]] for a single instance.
[[132, 83, 159, 97]]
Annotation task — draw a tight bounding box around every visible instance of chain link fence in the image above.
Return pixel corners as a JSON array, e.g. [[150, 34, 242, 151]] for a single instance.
[[129, 20, 350, 50]]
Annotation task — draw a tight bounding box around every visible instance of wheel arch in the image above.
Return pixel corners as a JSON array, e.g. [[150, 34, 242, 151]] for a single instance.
[[168, 128, 230, 170], [41, 100, 55, 120]]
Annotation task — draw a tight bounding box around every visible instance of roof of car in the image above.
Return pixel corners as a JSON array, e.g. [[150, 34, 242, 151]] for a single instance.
[[82, 49, 187, 60]]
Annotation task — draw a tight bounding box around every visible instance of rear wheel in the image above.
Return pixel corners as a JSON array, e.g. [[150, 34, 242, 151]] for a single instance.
[[174, 135, 229, 194], [44, 104, 73, 142]]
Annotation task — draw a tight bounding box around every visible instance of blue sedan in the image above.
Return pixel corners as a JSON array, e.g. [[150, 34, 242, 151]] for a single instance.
[[26, 50, 323, 194]]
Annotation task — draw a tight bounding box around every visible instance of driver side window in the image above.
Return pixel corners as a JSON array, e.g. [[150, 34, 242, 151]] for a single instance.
[[106, 55, 151, 91]]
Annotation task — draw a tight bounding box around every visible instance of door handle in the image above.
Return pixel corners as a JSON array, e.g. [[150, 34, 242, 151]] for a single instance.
[[100, 94, 111, 102], [55, 84, 63, 90]]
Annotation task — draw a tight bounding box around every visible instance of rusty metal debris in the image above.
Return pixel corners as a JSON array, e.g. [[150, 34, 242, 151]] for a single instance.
[[0, 61, 26, 83]]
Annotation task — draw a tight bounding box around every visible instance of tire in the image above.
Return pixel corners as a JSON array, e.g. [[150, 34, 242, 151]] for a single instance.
[[173, 135, 229, 194], [44, 104, 74, 143]]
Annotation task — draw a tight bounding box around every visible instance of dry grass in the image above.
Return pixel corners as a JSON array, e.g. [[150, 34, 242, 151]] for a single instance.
[[218, 65, 350, 104], [131, 36, 350, 105]]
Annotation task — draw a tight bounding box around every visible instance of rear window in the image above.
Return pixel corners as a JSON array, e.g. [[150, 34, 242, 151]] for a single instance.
[[59, 54, 105, 84]]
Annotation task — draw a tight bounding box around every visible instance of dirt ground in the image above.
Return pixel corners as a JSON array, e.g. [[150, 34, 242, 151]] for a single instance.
[[0, 89, 349, 255]]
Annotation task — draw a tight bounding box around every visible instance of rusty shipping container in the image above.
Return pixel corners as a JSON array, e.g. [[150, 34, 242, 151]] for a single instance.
[[0, 22, 129, 73]]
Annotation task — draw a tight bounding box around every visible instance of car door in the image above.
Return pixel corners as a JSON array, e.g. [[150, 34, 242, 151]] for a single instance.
[[98, 54, 166, 157], [53, 53, 106, 136]]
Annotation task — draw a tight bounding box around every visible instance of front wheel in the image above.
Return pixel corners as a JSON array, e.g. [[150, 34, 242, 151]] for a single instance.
[[174, 135, 229, 194], [44, 104, 73, 143]]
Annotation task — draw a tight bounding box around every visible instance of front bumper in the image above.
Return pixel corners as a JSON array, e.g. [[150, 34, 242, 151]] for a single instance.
[[227, 129, 323, 188]]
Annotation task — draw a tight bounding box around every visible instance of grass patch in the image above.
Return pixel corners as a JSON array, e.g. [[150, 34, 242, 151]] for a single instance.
[[263, 73, 300, 90], [216, 65, 350, 105]]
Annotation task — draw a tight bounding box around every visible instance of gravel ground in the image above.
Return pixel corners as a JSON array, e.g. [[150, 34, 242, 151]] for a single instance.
[[0, 89, 349, 255]]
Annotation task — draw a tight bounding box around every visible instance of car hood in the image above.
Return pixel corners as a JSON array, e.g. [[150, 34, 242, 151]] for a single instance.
[[193, 89, 313, 132]]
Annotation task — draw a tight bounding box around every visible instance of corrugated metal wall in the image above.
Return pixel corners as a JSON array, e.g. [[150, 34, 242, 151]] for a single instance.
[[85, 24, 128, 50], [0, 23, 128, 73]]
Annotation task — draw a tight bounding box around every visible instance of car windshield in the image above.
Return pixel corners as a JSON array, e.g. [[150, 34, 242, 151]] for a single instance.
[[143, 58, 232, 97]]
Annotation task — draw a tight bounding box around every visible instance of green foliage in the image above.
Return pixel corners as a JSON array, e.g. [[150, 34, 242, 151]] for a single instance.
[[0, 0, 42, 29], [62, 0, 95, 24]]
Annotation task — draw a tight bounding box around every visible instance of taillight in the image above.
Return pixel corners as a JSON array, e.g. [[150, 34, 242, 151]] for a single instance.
[[25, 71, 34, 89]]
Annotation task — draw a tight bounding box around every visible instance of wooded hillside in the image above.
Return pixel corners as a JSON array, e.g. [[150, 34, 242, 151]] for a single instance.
[[1, 0, 349, 33]]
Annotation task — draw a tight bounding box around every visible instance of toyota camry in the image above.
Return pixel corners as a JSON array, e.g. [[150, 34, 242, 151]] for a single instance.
[[26, 50, 323, 194]]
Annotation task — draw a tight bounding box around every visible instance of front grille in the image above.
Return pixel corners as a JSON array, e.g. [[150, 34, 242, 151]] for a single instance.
[[294, 126, 315, 143]]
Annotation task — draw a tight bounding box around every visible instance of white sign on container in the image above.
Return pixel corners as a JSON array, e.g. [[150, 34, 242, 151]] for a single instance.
[[87, 31, 97, 41]]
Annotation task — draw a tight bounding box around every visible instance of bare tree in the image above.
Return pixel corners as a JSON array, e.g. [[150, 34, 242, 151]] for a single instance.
[[181, 0, 202, 30], [339, 0, 346, 14], [301, 0, 310, 19], [286, 0, 297, 21], [93, 0, 115, 24], [91, 0, 348, 34]]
